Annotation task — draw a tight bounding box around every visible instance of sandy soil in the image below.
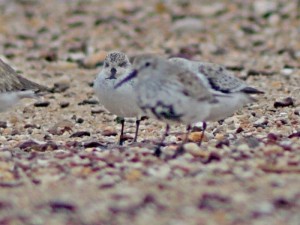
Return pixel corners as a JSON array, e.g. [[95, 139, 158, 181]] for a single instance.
[[0, 0, 300, 224]]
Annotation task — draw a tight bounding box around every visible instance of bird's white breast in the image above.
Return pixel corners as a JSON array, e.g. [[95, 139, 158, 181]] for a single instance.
[[205, 93, 252, 121], [94, 71, 141, 118]]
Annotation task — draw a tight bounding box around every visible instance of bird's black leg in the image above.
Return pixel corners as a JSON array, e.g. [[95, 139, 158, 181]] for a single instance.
[[133, 119, 140, 143], [133, 116, 148, 143], [172, 124, 191, 158], [153, 124, 170, 157], [118, 118, 125, 146], [198, 121, 207, 146]]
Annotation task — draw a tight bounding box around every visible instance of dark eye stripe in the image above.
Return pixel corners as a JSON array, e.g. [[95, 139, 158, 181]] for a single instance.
[[118, 62, 127, 67]]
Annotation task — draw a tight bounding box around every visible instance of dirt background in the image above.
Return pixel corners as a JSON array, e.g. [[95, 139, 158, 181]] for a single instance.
[[0, 0, 300, 224]]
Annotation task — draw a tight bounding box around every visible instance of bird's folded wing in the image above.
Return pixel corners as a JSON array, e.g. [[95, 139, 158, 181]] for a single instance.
[[195, 62, 246, 93], [0, 59, 48, 93], [172, 69, 215, 102]]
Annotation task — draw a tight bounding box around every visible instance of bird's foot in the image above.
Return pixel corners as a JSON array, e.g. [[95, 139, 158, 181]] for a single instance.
[[153, 147, 162, 157]]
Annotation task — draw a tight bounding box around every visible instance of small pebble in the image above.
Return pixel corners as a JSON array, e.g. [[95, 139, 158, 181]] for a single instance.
[[34, 101, 50, 107], [83, 51, 107, 68], [188, 132, 206, 142], [76, 118, 84, 124], [102, 127, 118, 136], [51, 82, 70, 93], [274, 97, 294, 108], [0, 121, 7, 128], [60, 102, 70, 108], [70, 131, 91, 138], [78, 99, 99, 105], [184, 143, 208, 158]]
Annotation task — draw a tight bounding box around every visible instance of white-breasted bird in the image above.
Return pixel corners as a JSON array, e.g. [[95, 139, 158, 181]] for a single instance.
[[115, 54, 224, 156], [93, 51, 144, 145]]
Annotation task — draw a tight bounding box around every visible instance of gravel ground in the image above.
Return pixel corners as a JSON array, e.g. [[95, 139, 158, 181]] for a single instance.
[[0, 0, 300, 224]]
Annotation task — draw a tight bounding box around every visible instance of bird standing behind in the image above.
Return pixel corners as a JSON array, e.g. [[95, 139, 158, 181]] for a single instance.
[[169, 57, 263, 120], [169, 57, 264, 144], [0, 58, 48, 112], [93, 51, 144, 145]]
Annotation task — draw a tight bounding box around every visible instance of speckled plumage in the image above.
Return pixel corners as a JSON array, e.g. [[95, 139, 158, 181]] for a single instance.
[[197, 62, 257, 94], [115, 55, 216, 125], [169, 57, 264, 121], [106, 52, 128, 66], [169, 57, 263, 94]]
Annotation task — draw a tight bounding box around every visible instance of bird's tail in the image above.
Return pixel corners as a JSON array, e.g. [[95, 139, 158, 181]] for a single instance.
[[17, 75, 49, 93], [241, 86, 264, 94], [16, 90, 38, 99]]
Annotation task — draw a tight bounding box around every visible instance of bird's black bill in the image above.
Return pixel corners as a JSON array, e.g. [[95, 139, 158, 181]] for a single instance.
[[106, 69, 117, 80], [114, 70, 137, 89]]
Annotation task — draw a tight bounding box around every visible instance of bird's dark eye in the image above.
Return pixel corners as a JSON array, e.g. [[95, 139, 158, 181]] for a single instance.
[[118, 62, 127, 68], [145, 62, 151, 67], [105, 62, 109, 68]]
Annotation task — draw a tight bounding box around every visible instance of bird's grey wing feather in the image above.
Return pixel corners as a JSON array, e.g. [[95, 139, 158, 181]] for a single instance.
[[195, 62, 247, 93], [0, 58, 48, 93], [16, 75, 49, 92], [171, 68, 215, 102], [137, 79, 191, 121], [138, 76, 215, 122], [0, 59, 23, 93]]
